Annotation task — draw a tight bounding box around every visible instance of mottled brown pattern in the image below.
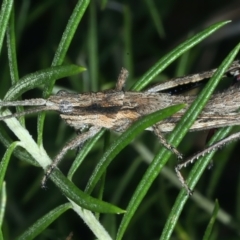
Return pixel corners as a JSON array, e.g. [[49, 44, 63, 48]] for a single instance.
[[0, 62, 240, 189]]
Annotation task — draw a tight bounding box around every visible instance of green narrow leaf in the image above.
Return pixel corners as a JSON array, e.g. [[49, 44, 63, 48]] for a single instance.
[[0, 142, 19, 190], [49, 0, 91, 90], [203, 200, 219, 240], [16, 203, 71, 240], [95, 171, 107, 220], [175, 51, 191, 76], [7, 9, 25, 125], [0, 142, 18, 231], [131, 21, 230, 91], [6, 9, 19, 84], [145, 0, 165, 38], [85, 104, 185, 194], [0, 229, 3, 240], [0, 125, 38, 166], [0, 182, 6, 228], [4, 65, 85, 101], [0, 0, 13, 55], [50, 169, 125, 214]]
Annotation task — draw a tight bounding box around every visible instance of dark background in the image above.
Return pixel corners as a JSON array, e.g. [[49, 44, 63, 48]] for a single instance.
[[1, 0, 240, 239]]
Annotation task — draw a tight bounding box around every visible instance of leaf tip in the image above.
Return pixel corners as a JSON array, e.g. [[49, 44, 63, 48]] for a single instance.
[[79, 66, 87, 73]]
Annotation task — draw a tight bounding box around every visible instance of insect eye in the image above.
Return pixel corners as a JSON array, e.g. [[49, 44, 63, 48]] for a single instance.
[[59, 100, 73, 113]]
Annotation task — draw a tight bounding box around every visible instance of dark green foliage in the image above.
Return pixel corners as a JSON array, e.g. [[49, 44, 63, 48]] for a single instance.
[[0, 1, 239, 239]]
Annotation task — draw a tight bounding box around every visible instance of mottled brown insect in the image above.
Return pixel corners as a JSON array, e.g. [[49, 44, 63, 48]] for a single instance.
[[1, 61, 240, 194]]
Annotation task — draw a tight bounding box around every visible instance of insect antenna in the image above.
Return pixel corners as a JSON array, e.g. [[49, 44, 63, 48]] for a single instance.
[[0, 98, 46, 107], [0, 98, 48, 121]]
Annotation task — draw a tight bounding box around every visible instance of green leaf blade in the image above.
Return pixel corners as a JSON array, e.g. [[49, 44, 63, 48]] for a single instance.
[[4, 65, 86, 101], [131, 21, 230, 91], [16, 203, 71, 240], [50, 170, 125, 214]]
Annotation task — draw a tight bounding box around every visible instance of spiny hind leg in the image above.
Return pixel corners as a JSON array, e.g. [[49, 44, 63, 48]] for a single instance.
[[175, 131, 240, 195]]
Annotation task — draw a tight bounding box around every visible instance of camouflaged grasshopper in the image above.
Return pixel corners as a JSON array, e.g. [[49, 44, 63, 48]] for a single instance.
[[1, 60, 240, 194]]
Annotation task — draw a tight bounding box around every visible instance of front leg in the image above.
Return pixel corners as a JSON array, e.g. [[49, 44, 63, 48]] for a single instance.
[[42, 126, 102, 187]]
